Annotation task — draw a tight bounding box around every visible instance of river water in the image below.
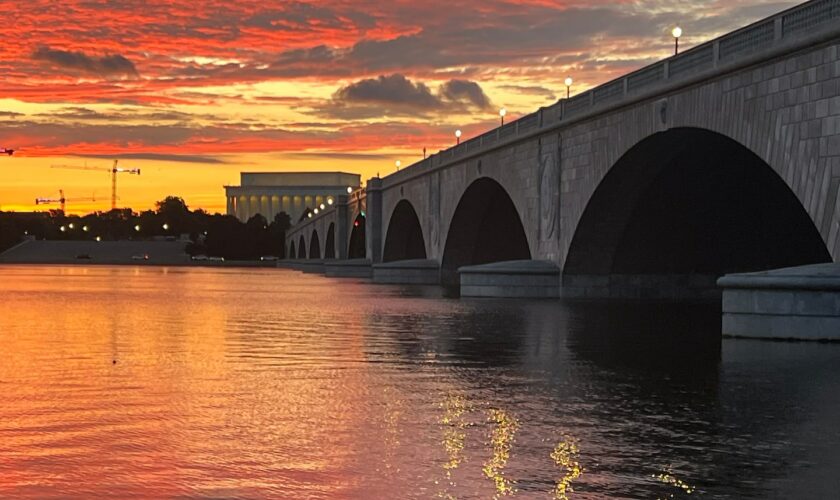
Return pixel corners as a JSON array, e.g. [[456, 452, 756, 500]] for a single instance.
[[1, 265, 838, 498]]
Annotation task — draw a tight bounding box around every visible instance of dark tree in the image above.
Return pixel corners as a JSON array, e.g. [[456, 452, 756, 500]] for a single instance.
[[156, 196, 193, 235], [269, 212, 292, 258], [1, 196, 291, 261]]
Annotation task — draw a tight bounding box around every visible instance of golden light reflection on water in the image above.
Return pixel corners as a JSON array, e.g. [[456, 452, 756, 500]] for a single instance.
[[483, 408, 519, 498], [0, 266, 377, 497], [654, 468, 696, 498], [437, 393, 470, 499], [551, 436, 584, 500], [381, 385, 404, 476]]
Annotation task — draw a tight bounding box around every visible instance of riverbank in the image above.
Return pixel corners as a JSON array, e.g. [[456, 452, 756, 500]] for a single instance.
[[0, 240, 279, 268]]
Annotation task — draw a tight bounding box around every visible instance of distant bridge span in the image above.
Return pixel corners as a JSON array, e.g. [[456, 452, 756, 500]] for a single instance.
[[287, 0, 840, 297]]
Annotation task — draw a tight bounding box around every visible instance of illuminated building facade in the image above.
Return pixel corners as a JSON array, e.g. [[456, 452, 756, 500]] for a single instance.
[[224, 172, 360, 223]]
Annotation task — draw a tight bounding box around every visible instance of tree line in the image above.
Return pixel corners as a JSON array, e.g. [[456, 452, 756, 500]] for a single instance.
[[0, 196, 291, 260]]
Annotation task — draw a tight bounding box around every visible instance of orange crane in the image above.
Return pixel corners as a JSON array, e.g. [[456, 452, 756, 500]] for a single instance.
[[51, 160, 140, 210], [35, 189, 97, 213]]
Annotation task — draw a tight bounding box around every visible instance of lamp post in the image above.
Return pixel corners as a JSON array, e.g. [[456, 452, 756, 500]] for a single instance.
[[564, 77, 573, 99], [499, 108, 506, 126], [672, 26, 682, 55], [455, 129, 462, 145], [395, 160, 401, 171]]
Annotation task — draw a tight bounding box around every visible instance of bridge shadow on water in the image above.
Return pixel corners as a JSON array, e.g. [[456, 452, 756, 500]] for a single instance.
[[561, 299, 722, 384], [380, 287, 724, 386]]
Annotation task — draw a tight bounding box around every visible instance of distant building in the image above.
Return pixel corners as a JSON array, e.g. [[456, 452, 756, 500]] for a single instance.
[[224, 172, 360, 223]]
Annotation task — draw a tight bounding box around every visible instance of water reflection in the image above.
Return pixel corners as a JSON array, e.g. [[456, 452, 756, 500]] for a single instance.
[[437, 393, 468, 499], [563, 300, 722, 383], [551, 435, 583, 500], [653, 467, 695, 498], [0, 266, 839, 498], [483, 408, 519, 497]]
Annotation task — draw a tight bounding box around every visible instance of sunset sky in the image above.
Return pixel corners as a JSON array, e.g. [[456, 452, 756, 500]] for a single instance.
[[0, 0, 796, 214]]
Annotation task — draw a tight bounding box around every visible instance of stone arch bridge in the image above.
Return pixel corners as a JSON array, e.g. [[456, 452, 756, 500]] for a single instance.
[[287, 0, 840, 298]]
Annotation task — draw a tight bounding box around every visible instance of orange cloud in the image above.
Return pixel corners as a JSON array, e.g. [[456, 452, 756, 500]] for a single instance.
[[0, 0, 798, 213]]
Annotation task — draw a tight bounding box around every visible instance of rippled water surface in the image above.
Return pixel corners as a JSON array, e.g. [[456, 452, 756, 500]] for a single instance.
[[1, 265, 839, 498]]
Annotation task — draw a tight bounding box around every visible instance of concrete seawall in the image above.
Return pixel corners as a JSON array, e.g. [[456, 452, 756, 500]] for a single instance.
[[0, 240, 190, 265]]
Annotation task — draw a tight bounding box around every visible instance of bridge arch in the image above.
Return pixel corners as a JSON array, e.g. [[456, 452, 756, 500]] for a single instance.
[[348, 213, 366, 259], [309, 230, 321, 259], [564, 127, 831, 294], [324, 223, 336, 259], [383, 200, 426, 262], [441, 177, 531, 285], [298, 235, 306, 259]]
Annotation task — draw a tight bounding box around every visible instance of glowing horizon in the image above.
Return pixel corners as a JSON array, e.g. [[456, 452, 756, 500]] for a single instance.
[[0, 0, 797, 214]]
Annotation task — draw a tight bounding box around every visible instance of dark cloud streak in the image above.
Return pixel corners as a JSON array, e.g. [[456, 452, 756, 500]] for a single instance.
[[33, 47, 139, 78], [73, 153, 228, 164], [326, 74, 493, 118]]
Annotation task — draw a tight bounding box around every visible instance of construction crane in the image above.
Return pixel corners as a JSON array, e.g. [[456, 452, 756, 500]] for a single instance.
[[35, 189, 97, 213], [51, 160, 140, 210]]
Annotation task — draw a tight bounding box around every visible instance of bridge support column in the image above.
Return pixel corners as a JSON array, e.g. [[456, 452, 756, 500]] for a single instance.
[[366, 178, 383, 264], [719, 263, 840, 341], [325, 259, 372, 278], [336, 195, 348, 260], [459, 260, 560, 298], [298, 259, 325, 274], [372, 259, 440, 284]]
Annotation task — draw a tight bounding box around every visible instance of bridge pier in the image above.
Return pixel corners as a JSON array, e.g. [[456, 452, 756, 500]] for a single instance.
[[719, 263, 840, 341], [459, 260, 560, 298], [297, 259, 325, 274], [336, 196, 349, 260], [372, 259, 440, 284], [366, 178, 383, 264], [325, 259, 372, 278]]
